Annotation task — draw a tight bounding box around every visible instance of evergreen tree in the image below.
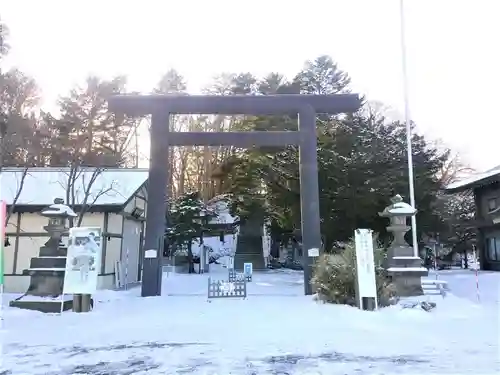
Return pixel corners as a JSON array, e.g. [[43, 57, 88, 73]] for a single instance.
[[167, 191, 216, 273], [56, 75, 139, 168], [215, 55, 448, 250]]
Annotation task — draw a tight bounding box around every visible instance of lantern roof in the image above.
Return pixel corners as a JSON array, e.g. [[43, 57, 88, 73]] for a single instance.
[[379, 194, 417, 217], [41, 199, 77, 218]]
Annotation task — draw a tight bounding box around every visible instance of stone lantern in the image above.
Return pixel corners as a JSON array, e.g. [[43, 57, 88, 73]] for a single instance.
[[379, 194, 428, 297], [9, 198, 77, 313], [41, 198, 77, 256]]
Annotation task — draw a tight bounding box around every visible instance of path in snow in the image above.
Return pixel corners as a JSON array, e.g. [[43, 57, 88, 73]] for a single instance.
[[428, 269, 500, 305], [2, 268, 499, 374]]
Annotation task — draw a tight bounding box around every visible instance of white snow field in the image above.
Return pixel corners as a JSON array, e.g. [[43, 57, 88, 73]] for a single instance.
[[2, 267, 499, 374]]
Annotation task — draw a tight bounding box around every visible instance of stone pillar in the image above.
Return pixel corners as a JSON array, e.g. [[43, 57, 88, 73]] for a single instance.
[[298, 105, 322, 295], [379, 194, 428, 297]]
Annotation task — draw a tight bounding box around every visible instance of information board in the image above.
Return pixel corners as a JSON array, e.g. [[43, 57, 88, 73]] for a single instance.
[[63, 227, 102, 294], [354, 229, 378, 308]]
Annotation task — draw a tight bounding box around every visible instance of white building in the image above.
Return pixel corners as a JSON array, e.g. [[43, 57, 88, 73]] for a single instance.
[[1, 167, 149, 293]]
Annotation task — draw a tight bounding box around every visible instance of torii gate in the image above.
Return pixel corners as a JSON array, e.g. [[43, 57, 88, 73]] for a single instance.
[[108, 94, 361, 296]]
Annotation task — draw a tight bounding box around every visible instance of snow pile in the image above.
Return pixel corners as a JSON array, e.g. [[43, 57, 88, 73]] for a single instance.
[[2, 269, 499, 374]]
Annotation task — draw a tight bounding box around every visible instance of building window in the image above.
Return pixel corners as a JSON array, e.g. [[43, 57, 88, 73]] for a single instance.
[[488, 198, 497, 212], [485, 236, 500, 261]]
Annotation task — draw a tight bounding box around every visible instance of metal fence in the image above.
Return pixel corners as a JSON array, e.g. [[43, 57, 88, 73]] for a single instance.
[[228, 268, 252, 282], [207, 278, 247, 299]]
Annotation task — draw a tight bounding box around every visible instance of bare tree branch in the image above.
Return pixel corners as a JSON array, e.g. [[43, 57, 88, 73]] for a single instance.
[[438, 152, 475, 187], [75, 167, 117, 226], [4, 167, 29, 227]]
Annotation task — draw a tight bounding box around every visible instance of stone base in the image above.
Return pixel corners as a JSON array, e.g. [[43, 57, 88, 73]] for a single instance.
[[387, 254, 428, 297], [31, 256, 66, 269], [39, 246, 67, 257], [9, 298, 73, 313], [392, 276, 424, 297], [390, 256, 423, 268], [22, 274, 65, 295]]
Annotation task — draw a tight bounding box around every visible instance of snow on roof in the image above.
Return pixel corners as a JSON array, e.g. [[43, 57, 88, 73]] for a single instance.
[[445, 165, 500, 192], [0, 167, 149, 206]]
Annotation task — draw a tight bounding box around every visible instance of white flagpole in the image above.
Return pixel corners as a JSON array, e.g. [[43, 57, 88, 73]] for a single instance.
[[472, 246, 480, 303], [0, 127, 4, 332], [399, 0, 419, 258], [0, 153, 4, 336]]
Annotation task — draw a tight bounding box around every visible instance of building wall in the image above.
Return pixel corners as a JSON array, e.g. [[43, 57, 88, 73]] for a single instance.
[[4, 211, 126, 293], [477, 182, 500, 220], [123, 190, 146, 215], [120, 186, 146, 283], [106, 212, 124, 276], [475, 184, 500, 271]]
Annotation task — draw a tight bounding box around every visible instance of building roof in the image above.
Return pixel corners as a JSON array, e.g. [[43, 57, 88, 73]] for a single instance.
[[0, 167, 149, 207], [445, 165, 500, 193]]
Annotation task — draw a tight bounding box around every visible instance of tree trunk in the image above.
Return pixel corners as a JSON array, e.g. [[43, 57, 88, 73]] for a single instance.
[[187, 242, 195, 274], [178, 152, 187, 196], [168, 148, 174, 197]]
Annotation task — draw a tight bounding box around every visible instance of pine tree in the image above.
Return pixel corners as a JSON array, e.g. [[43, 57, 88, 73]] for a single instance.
[[167, 191, 216, 273]]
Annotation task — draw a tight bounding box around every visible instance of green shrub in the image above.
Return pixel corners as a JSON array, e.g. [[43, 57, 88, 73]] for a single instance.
[[311, 241, 398, 307]]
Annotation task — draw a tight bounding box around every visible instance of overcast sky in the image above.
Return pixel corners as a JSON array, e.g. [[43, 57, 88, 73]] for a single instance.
[[2, 0, 498, 171]]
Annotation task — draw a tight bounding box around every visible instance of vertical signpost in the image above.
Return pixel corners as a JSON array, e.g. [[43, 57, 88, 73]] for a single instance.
[[124, 247, 129, 290], [243, 262, 253, 282], [262, 223, 271, 268], [63, 227, 103, 313], [354, 229, 378, 311], [307, 247, 320, 288], [0, 201, 5, 294], [0, 200, 5, 365], [204, 245, 210, 273]]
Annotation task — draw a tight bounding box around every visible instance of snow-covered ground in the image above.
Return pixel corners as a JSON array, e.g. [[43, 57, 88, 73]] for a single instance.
[[2, 268, 499, 374]]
